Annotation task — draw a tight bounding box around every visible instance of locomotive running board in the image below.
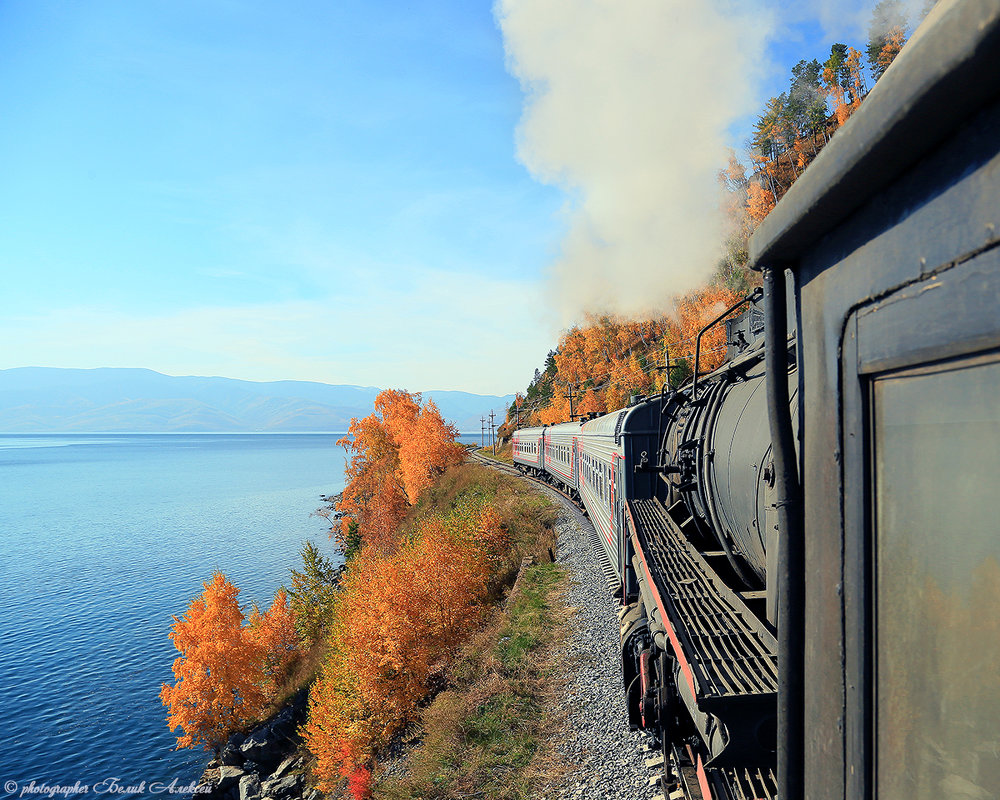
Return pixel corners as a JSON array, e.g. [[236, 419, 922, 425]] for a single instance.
[[626, 498, 778, 774], [587, 526, 620, 590]]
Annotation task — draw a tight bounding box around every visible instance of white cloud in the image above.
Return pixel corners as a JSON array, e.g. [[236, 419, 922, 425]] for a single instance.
[[496, 0, 776, 323]]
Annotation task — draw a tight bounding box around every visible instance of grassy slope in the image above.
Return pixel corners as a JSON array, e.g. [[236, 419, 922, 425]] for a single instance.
[[373, 462, 568, 799], [474, 441, 513, 465]]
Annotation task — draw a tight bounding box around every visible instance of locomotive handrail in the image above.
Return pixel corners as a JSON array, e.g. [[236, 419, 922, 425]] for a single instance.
[[762, 267, 803, 800], [690, 288, 763, 400]]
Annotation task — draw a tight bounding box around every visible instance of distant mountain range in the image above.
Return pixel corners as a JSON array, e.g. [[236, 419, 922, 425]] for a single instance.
[[0, 368, 514, 434]]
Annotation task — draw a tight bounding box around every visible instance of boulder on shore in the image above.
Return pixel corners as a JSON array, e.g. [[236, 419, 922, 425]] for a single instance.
[[198, 690, 311, 799], [215, 766, 244, 793]]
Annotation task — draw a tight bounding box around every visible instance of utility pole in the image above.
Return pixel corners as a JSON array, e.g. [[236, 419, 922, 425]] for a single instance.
[[481, 416, 486, 449], [662, 342, 680, 389], [514, 398, 520, 430], [489, 410, 496, 456], [564, 383, 578, 421]]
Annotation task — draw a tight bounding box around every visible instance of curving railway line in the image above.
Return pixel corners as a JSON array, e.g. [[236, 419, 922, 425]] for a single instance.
[[491, 7, 1000, 797]]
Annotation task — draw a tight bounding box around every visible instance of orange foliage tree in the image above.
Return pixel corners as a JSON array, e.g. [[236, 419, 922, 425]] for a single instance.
[[336, 390, 463, 555], [874, 26, 906, 78], [747, 181, 776, 225], [248, 588, 299, 688], [537, 384, 572, 426], [160, 573, 301, 752], [398, 399, 462, 503], [506, 283, 745, 428], [541, 315, 673, 422], [303, 497, 513, 794], [845, 47, 867, 114], [668, 285, 741, 377]]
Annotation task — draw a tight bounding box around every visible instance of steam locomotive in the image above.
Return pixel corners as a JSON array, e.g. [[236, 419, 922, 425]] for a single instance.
[[513, 4, 1000, 798]]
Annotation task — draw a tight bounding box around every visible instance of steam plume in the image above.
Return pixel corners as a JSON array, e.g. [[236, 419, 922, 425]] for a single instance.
[[496, 0, 774, 322]]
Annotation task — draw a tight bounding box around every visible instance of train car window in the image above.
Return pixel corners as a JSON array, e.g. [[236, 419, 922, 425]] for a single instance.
[[872, 353, 1000, 800]]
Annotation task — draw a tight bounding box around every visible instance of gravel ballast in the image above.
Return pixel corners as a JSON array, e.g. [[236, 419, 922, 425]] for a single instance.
[[548, 506, 654, 800]]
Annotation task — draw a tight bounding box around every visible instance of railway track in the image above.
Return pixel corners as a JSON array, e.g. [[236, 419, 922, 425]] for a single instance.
[[467, 450, 583, 508], [467, 449, 672, 799]]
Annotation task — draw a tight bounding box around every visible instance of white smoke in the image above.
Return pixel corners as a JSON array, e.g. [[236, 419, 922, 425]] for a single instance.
[[495, 0, 775, 322]]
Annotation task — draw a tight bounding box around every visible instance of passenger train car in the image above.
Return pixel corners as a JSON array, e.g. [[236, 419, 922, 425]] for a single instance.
[[513, 4, 1000, 798]]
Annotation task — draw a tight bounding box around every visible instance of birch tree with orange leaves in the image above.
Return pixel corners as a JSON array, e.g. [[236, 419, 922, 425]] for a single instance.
[[335, 390, 463, 555], [248, 588, 299, 689], [304, 497, 513, 794], [160, 573, 301, 752], [336, 412, 410, 554], [867, 0, 908, 81]]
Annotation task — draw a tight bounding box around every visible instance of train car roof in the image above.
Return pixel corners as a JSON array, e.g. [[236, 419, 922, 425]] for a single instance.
[[580, 397, 659, 436], [512, 426, 545, 437], [545, 420, 584, 435], [748, 0, 1000, 271]]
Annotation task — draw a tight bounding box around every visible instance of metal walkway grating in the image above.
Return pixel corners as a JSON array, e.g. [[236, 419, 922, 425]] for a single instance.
[[588, 526, 619, 586], [716, 766, 778, 800], [629, 499, 777, 699]]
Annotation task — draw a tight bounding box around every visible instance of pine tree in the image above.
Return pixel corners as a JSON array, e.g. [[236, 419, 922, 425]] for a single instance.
[[288, 541, 341, 645], [867, 0, 908, 81]]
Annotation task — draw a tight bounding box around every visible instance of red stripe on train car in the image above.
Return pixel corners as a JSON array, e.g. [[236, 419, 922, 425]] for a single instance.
[[549, 464, 573, 481], [696, 754, 713, 800], [625, 503, 698, 700]]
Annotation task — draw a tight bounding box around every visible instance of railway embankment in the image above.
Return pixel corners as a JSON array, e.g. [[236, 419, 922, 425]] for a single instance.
[[545, 508, 652, 800], [468, 452, 652, 800], [194, 453, 649, 800]]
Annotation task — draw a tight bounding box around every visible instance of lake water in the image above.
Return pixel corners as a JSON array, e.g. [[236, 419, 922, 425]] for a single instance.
[[0, 433, 350, 790], [0, 431, 483, 791]]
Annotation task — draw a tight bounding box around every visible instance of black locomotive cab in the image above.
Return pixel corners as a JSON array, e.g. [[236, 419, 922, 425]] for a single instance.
[[749, 2, 1000, 797]]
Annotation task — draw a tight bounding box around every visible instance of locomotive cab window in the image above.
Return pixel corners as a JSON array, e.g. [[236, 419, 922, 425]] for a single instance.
[[871, 353, 1000, 800]]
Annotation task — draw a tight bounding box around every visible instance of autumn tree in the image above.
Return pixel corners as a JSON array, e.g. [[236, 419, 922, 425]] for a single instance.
[[335, 390, 463, 555], [160, 573, 301, 752], [537, 384, 572, 425], [249, 588, 301, 689], [671, 286, 742, 377], [867, 0, 908, 81], [397, 399, 463, 503], [718, 151, 756, 280], [336, 412, 410, 554], [304, 497, 513, 793], [845, 47, 868, 107], [747, 181, 777, 225]]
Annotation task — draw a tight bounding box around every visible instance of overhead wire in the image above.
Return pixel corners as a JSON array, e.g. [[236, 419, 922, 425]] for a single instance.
[[504, 333, 733, 426]]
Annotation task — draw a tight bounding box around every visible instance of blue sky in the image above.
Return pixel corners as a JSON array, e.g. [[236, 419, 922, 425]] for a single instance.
[[1, 0, 884, 395]]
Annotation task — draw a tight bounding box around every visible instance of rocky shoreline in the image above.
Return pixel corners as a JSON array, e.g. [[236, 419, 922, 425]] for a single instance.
[[197, 692, 317, 800], [194, 477, 652, 800]]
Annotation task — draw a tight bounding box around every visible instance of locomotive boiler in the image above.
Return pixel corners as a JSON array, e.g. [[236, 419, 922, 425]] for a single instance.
[[514, 297, 790, 798], [514, 2, 1000, 797]]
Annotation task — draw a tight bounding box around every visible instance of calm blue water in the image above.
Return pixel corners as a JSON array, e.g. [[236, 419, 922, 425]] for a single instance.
[[0, 434, 348, 789]]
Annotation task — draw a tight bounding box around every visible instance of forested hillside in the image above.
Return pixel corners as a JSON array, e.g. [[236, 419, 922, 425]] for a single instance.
[[500, 0, 921, 437]]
